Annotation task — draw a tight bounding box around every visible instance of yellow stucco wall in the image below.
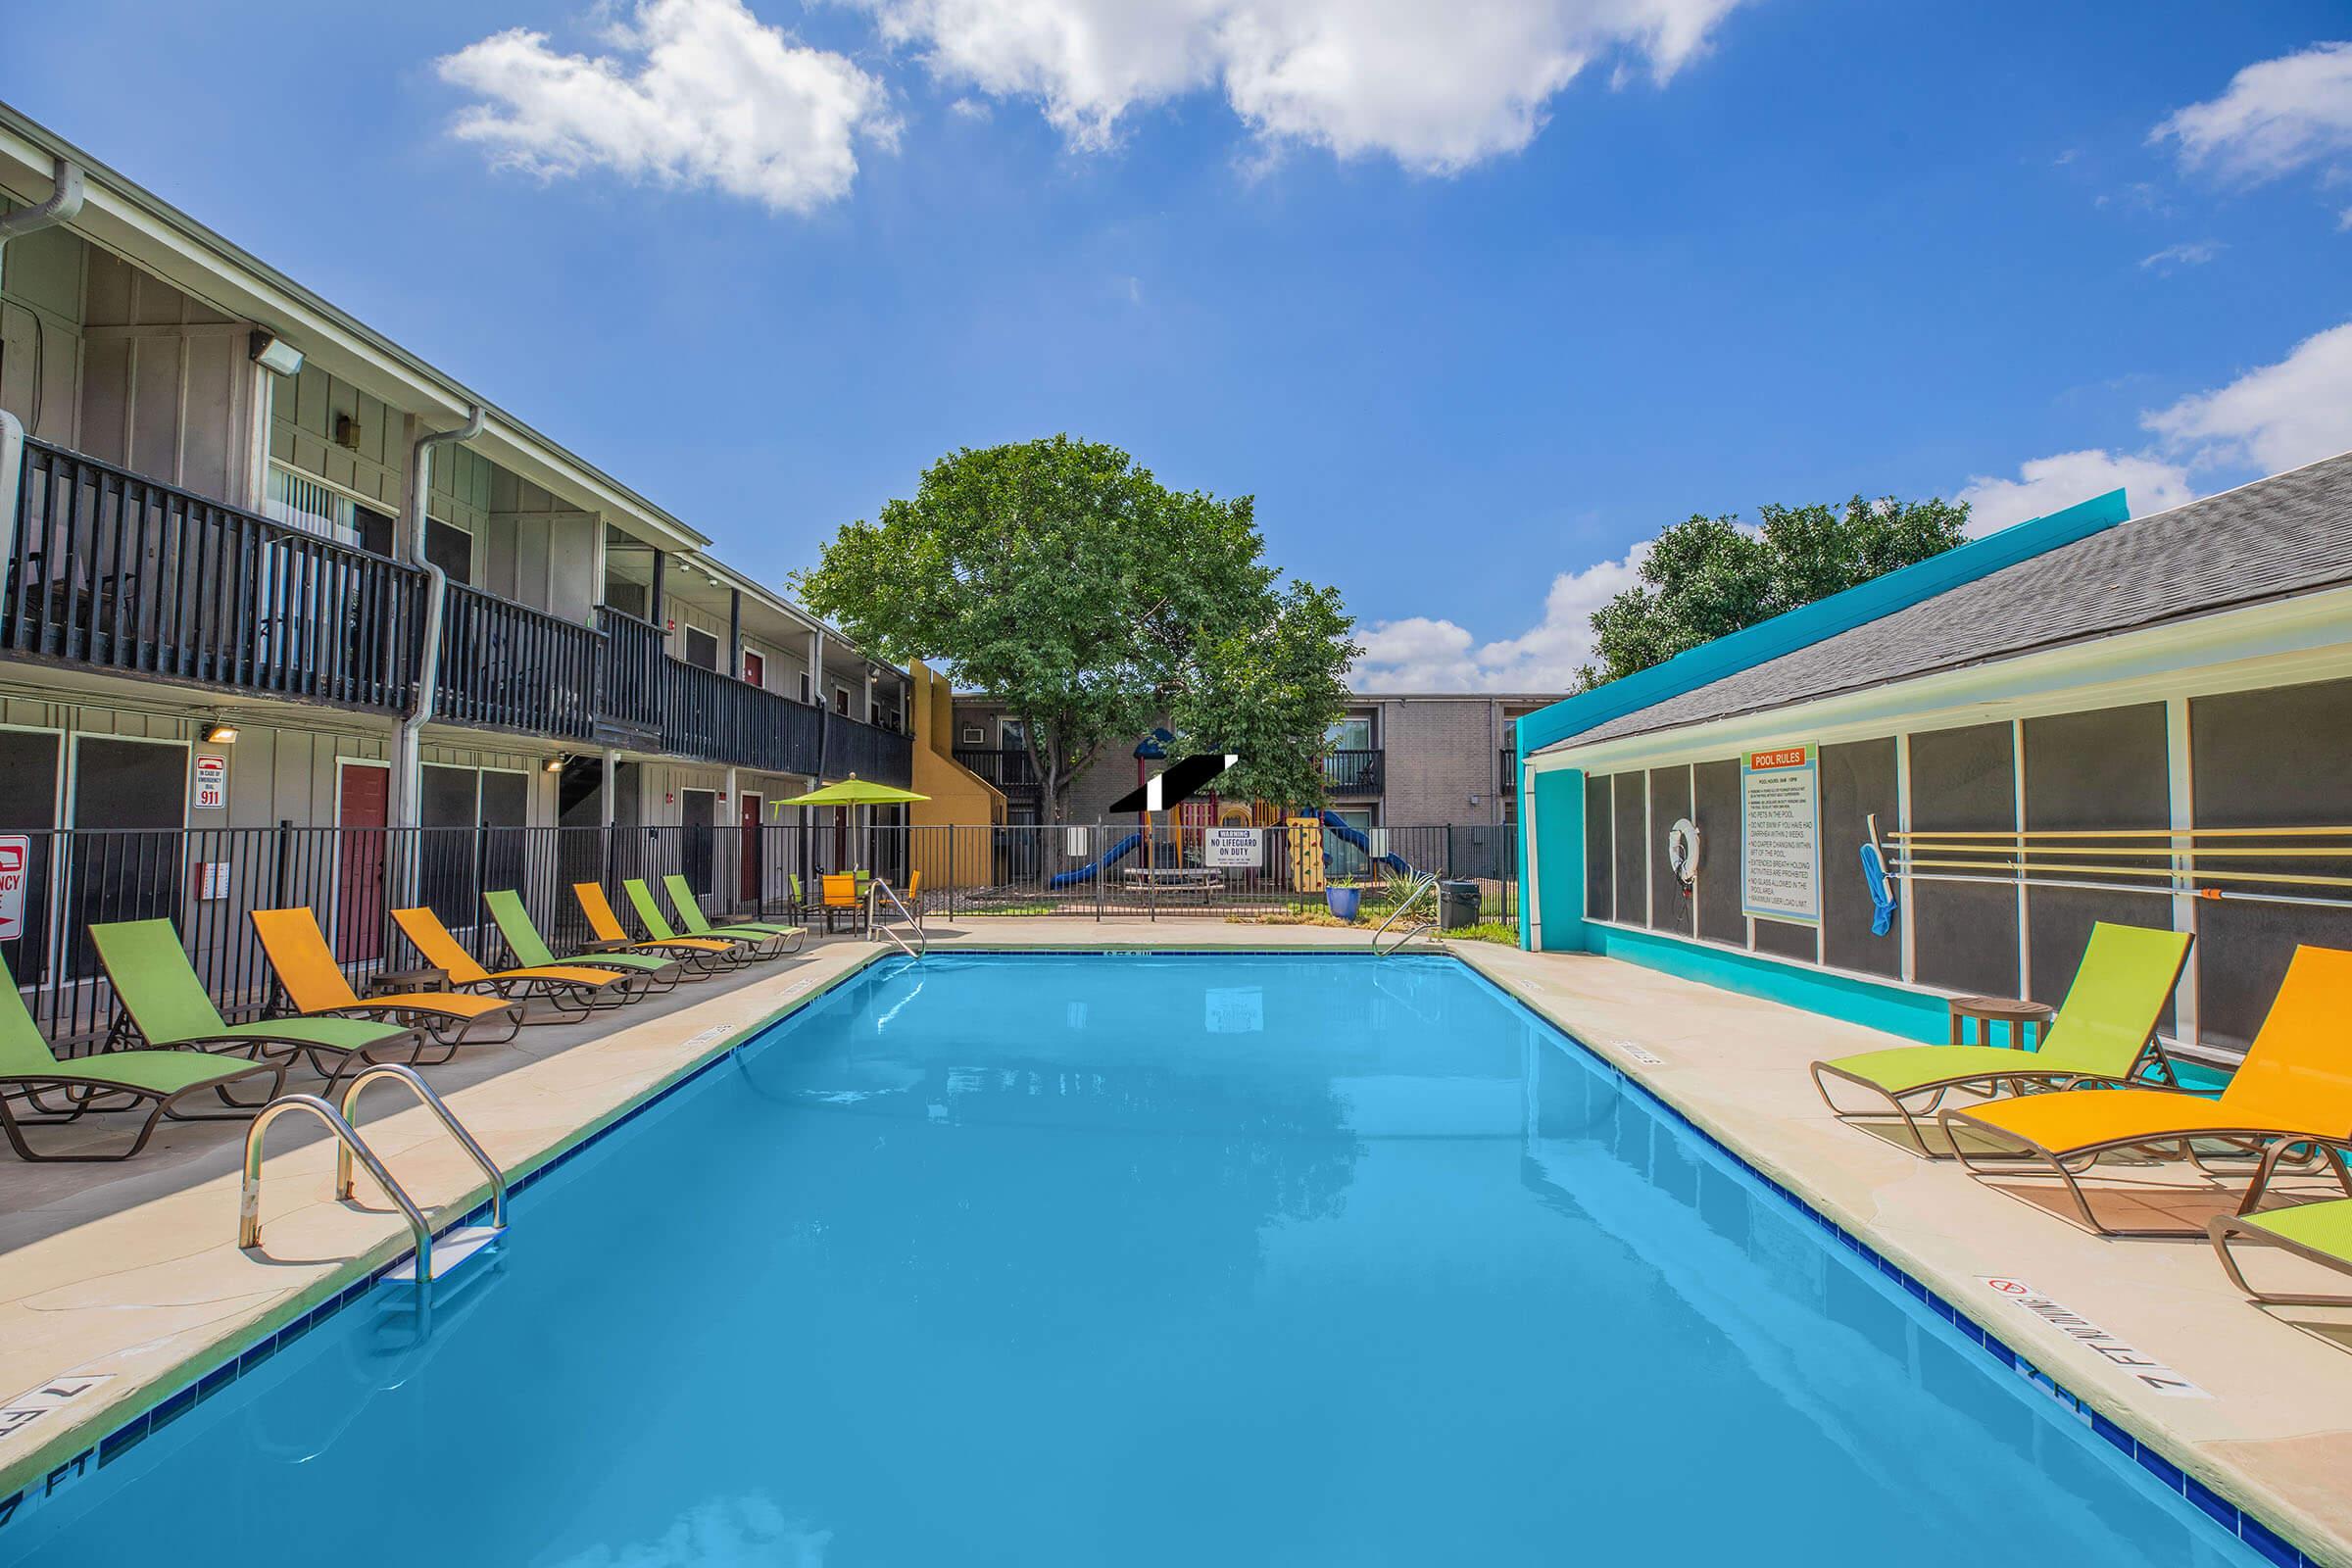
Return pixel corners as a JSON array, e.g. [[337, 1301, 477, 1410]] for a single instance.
[[906, 660, 1004, 888]]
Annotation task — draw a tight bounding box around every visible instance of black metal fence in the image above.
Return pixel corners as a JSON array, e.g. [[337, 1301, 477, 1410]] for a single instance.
[[0, 818, 1514, 1057], [877, 821, 1516, 923]]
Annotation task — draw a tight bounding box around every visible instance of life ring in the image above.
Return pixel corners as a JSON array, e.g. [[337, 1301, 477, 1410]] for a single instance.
[[1666, 817, 1700, 886]]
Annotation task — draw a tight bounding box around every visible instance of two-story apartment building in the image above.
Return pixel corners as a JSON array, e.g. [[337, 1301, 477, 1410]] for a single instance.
[[949, 690, 1561, 831], [0, 106, 910, 933]]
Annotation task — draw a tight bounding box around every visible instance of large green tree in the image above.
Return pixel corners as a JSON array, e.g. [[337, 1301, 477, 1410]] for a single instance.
[[794, 437, 1358, 821], [1585, 496, 1970, 685]]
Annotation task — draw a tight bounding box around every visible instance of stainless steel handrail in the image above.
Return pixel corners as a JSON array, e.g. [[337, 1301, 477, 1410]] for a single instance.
[[334, 1063, 508, 1233], [1372, 872, 1439, 957], [868, 876, 927, 961], [239, 1096, 432, 1275]]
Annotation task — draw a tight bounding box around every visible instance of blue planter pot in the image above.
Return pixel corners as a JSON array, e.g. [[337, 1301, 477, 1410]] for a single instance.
[[1325, 886, 1363, 922]]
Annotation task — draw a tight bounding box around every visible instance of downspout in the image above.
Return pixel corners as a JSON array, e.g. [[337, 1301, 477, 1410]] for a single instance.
[[0, 159, 87, 568], [0, 156, 86, 251], [392, 406, 485, 838]]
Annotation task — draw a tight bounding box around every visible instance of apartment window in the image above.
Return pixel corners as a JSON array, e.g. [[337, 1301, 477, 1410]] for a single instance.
[[1002, 718, 1026, 752], [959, 725, 985, 746], [265, 464, 399, 557], [683, 626, 719, 670], [799, 671, 813, 704], [1327, 716, 1372, 751], [424, 518, 472, 587]]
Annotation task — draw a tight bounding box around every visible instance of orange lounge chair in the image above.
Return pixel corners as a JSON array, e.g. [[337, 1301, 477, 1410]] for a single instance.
[[252, 907, 525, 1046], [571, 882, 739, 970], [393, 906, 646, 1019], [1943, 944, 2352, 1237]]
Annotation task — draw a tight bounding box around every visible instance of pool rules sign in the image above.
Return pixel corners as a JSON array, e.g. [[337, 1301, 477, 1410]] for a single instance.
[[1740, 745, 1821, 924]]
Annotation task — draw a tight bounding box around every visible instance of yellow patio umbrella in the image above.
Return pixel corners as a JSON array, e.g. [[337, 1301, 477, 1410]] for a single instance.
[[776, 774, 929, 874]]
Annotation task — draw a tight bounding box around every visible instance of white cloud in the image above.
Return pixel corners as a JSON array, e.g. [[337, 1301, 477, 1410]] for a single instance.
[[840, 0, 1746, 172], [2137, 240, 2223, 271], [1351, 546, 1647, 692], [1956, 450, 2194, 538], [1961, 319, 2352, 536], [2142, 318, 2352, 475], [2152, 40, 2352, 185], [439, 0, 899, 214], [1371, 318, 2352, 691]]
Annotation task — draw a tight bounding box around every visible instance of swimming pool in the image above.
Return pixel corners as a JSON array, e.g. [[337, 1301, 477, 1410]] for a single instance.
[[2, 952, 2268, 1565]]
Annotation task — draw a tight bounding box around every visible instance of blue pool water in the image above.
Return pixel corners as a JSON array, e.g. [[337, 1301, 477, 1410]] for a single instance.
[[4, 953, 2262, 1566]]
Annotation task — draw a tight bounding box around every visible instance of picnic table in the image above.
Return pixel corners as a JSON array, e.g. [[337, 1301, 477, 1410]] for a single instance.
[[1120, 866, 1224, 904]]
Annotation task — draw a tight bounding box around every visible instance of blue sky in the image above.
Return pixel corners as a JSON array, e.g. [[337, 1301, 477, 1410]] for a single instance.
[[5, 1, 2348, 688]]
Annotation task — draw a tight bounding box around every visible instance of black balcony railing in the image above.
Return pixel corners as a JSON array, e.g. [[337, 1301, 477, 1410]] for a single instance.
[[825, 710, 914, 788], [665, 656, 825, 775], [3, 437, 425, 710], [592, 605, 666, 741], [954, 747, 1039, 789], [1323, 749, 1384, 795], [0, 443, 907, 779], [436, 583, 600, 739]]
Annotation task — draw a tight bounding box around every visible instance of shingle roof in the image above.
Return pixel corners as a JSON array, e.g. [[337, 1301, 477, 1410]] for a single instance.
[[1554, 450, 2352, 750]]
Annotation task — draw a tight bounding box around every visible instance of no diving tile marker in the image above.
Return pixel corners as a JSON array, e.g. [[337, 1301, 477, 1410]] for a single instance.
[[0, 1373, 114, 1442], [1978, 1278, 2210, 1398], [1611, 1040, 1666, 1066]]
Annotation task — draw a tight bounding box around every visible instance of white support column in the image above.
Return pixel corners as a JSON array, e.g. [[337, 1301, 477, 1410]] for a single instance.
[[2012, 717, 2031, 1000], [601, 749, 617, 828], [2165, 697, 2199, 1052], [1895, 731, 1917, 985], [241, 361, 274, 510]]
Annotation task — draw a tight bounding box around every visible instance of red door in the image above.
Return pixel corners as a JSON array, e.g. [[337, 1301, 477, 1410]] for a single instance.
[[740, 793, 762, 903], [742, 650, 764, 688], [337, 762, 389, 961]]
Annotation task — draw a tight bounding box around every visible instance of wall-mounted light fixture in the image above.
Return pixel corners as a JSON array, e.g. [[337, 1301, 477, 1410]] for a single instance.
[[543, 755, 566, 774], [203, 720, 239, 745], [248, 328, 304, 377]]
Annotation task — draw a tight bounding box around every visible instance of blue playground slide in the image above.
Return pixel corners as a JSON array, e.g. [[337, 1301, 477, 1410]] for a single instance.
[[1049, 831, 1145, 888], [1315, 809, 1414, 877]]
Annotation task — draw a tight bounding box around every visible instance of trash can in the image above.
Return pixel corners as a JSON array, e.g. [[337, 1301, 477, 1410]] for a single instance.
[[1439, 879, 1482, 930]]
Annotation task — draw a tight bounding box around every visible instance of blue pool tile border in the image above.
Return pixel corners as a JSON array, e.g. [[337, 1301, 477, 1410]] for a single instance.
[[1447, 955, 2326, 1568], [1, 948, 2328, 1567]]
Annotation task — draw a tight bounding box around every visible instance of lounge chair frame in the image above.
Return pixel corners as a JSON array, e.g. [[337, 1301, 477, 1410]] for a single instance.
[[1812, 1040, 2180, 1158], [0, 1055, 291, 1162], [2208, 1178, 2352, 1307], [1942, 1108, 2352, 1239]]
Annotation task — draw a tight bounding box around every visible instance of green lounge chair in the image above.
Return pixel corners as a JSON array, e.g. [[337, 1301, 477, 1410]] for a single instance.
[[2211, 1199, 2352, 1307], [91, 918, 434, 1091], [621, 878, 780, 959], [0, 953, 289, 1161], [661, 873, 805, 951], [485, 890, 682, 992], [1811, 921, 2192, 1156]]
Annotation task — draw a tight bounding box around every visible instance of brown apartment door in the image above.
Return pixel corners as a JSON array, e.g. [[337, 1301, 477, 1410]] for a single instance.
[[337, 762, 389, 961], [739, 793, 762, 903]]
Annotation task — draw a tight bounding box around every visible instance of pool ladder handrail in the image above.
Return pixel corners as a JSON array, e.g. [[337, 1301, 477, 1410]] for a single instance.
[[868, 876, 927, 962], [1372, 872, 1440, 957], [238, 1064, 507, 1288]]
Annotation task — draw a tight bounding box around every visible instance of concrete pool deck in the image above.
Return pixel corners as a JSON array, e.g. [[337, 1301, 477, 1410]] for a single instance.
[[1, 920, 2347, 1564]]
